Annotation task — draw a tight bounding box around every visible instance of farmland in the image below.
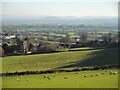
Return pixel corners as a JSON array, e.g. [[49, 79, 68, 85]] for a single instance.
[[1, 2, 119, 89], [2, 69, 118, 88], [2, 47, 118, 73], [2, 47, 119, 88]]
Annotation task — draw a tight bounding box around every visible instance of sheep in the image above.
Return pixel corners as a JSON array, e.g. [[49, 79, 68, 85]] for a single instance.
[[74, 72, 78, 74], [105, 70, 108, 72], [43, 76, 46, 78], [27, 79, 29, 82], [113, 72, 117, 74], [16, 78, 19, 81], [64, 76, 68, 79], [16, 78, 20, 82], [109, 70, 113, 74], [47, 77, 51, 80], [84, 75, 87, 77], [90, 75, 93, 77], [95, 74, 98, 76], [101, 72, 104, 74]]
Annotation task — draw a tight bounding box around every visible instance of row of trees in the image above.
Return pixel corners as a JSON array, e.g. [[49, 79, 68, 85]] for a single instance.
[[60, 31, 118, 47]]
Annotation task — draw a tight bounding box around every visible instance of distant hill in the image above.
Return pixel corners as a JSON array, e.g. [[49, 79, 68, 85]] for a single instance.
[[2, 16, 117, 24]]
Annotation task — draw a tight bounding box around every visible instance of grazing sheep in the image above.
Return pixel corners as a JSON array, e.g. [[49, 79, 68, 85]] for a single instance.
[[95, 74, 98, 76], [109, 70, 113, 74], [105, 70, 108, 72], [74, 72, 78, 74], [27, 79, 29, 82], [43, 76, 46, 78], [113, 72, 117, 74], [90, 75, 93, 77], [64, 76, 68, 79], [16, 78, 19, 80], [84, 75, 87, 77], [101, 72, 104, 74], [16, 78, 20, 82], [47, 77, 51, 80]]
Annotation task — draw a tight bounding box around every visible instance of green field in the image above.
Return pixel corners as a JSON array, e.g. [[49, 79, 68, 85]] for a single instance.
[[2, 47, 119, 88], [2, 47, 118, 73], [2, 70, 118, 88]]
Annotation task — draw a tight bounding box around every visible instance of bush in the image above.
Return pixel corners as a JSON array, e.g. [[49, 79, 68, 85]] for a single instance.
[[38, 43, 58, 53]]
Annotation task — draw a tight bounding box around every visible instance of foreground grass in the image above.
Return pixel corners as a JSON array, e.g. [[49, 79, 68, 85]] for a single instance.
[[2, 48, 118, 73], [2, 69, 118, 88]]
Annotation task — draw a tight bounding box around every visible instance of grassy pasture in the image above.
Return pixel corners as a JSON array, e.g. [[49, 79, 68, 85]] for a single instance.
[[2, 47, 118, 73], [2, 69, 118, 88], [2, 47, 119, 88], [69, 47, 94, 51]]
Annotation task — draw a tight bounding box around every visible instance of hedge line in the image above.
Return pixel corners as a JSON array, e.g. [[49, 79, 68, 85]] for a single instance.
[[1, 64, 119, 77]]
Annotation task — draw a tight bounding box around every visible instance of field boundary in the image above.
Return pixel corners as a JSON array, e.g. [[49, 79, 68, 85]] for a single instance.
[[1, 64, 119, 77]]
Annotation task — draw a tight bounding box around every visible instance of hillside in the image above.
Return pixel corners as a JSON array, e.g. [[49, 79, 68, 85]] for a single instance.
[[2, 47, 118, 73]]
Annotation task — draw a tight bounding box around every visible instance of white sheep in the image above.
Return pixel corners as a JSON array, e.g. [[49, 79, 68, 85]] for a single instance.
[[109, 70, 113, 74], [16, 78, 20, 82], [47, 76, 51, 80], [113, 72, 117, 74]]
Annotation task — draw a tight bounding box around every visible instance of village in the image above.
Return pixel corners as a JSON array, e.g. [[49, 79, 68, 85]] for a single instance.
[[0, 23, 119, 56]]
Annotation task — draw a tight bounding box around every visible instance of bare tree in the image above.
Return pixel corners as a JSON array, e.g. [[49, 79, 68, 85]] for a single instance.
[[79, 31, 88, 45], [60, 33, 71, 48]]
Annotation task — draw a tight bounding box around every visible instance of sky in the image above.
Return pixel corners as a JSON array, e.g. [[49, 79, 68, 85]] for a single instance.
[[1, 0, 119, 18]]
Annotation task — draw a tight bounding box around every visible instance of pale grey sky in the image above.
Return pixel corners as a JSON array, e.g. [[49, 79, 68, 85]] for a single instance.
[[1, 0, 119, 18]]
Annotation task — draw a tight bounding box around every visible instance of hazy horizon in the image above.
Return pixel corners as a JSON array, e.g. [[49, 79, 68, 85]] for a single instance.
[[1, 1, 118, 18]]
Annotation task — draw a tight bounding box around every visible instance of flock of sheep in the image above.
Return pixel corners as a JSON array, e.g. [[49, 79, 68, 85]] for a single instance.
[[16, 70, 117, 82], [83, 70, 117, 78]]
